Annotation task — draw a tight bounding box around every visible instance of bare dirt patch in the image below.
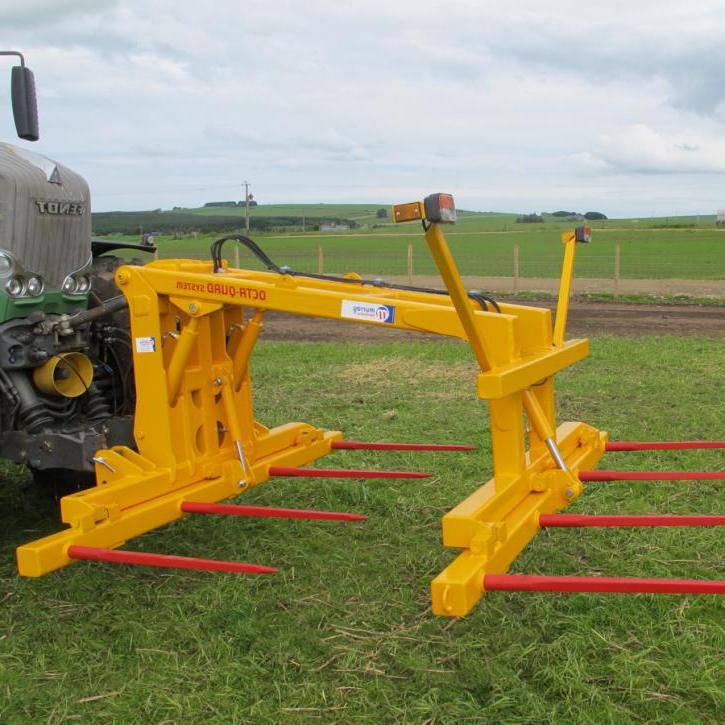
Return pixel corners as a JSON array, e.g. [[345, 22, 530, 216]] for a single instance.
[[338, 357, 475, 385], [337, 356, 477, 401], [407, 274, 725, 298], [260, 298, 725, 343]]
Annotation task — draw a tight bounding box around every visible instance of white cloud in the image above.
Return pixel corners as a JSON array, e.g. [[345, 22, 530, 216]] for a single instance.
[[589, 124, 725, 174], [0, 1, 724, 215], [0, 0, 111, 26]]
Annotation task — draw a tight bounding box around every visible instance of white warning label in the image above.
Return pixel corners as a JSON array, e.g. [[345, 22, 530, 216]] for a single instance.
[[135, 336, 157, 353]]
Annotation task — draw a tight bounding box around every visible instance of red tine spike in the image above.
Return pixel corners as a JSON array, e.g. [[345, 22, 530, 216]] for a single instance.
[[331, 440, 474, 451], [484, 574, 725, 595], [268, 465, 430, 479], [539, 514, 725, 527], [606, 440, 725, 451], [67, 545, 277, 574], [579, 470, 725, 481], [181, 501, 366, 522]]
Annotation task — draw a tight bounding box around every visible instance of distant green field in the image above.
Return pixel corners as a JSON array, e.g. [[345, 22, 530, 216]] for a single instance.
[[176, 203, 718, 229], [104, 204, 725, 280], [190, 203, 392, 224], [129, 214, 725, 280]]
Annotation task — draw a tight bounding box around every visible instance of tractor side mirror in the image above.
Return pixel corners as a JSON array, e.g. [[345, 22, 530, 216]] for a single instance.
[[11, 64, 39, 141]]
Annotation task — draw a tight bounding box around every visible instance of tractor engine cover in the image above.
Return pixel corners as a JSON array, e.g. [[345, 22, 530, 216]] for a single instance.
[[0, 142, 91, 294]]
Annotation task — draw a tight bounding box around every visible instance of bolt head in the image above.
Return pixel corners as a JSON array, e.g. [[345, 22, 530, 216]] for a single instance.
[[188, 303, 199, 314]]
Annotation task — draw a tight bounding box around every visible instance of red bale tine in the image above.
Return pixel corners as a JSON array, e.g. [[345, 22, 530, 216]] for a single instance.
[[67, 546, 277, 574], [606, 440, 725, 451], [579, 470, 725, 481], [181, 501, 367, 522], [268, 465, 430, 479], [483, 574, 725, 595], [331, 440, 474, 451], [539, 513, 725, 527]]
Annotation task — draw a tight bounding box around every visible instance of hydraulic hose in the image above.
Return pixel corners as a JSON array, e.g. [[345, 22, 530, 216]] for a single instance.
[[209, 235, 500, 312]]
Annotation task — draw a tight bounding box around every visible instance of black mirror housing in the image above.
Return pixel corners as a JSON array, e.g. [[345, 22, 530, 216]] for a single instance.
[[11, 65, 39, 141]]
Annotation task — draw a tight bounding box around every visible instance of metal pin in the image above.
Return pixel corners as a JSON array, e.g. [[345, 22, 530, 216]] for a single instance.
[[234, 439, 252, 481], [92, 456, 116, 473], [545, 437, 568, 471]]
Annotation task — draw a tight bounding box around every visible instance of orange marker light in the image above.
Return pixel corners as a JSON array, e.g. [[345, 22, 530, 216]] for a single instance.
[[575, 226, 592, 243], [424, 193, 456, 224], [392, 201, 425, 223]]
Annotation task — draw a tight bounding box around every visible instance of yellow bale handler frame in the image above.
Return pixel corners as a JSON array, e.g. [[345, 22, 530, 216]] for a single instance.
[[17, 193, 724, 616]]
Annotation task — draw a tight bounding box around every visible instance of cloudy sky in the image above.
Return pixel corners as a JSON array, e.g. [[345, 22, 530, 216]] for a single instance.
[[2, 0, 725, 216]]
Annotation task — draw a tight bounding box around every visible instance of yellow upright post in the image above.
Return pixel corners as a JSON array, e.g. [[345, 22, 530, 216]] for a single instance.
[[424, 223, 494, 372], [553, 230, 577, 346]]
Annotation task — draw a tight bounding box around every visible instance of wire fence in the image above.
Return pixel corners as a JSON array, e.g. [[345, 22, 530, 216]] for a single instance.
[[320, 245, 724, 282], [151, 237, 725, 293]]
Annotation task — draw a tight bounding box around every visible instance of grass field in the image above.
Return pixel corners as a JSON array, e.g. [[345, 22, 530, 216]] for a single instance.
[[178, 203, 717, 229], [119, 207, 725, 281], [1, 336, 723, 721], [191, 203, 394, 225]]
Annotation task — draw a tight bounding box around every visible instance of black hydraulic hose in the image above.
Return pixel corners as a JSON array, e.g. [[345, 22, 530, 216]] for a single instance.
[[209, 233, 501, 312], [287, 270, 500, 312], [210, 235, 282, 274], [468, 291, 501, 314]]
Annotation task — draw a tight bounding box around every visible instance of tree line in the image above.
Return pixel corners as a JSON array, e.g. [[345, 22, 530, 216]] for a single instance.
[[91, 211, 358, 236], [516, 210, 608, 224]]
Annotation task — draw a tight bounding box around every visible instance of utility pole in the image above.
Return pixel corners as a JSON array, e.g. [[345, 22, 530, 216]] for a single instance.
[[243, 180, 251, 233]]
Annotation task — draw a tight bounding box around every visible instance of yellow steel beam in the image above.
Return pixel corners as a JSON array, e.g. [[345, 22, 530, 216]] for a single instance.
[[123, 262, 517, 350], [553, 231, 577, 347], [432, 422, 607, 616], [476, 339, 588, 399], [423, 222, 495, 371], [17, 425, 340, 576]]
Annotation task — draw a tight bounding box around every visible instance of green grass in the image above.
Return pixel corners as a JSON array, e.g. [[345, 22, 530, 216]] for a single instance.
[[176, 204, 717, 229], [116, 209, 725, 281], [185, 204, 517, 229], [1, 336, 723, 721], [190, 203, 393, 223]]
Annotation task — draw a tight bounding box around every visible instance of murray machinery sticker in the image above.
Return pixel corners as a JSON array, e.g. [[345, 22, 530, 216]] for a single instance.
[[341, 300, 396, 324]]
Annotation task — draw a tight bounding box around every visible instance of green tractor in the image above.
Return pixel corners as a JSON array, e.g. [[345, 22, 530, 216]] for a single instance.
[[0, 51, 152, 492]]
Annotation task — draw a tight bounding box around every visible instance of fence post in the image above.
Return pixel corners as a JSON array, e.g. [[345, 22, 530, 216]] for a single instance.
[[407, 244, 414, 284], [234, 246, 240, 269], [513, 244, 520, 293], [614, 242, 621, 296], [317, 245, 324, 274]]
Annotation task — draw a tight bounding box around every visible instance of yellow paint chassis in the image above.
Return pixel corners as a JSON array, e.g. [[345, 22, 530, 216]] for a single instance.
[[16, 214, 605, 617]]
